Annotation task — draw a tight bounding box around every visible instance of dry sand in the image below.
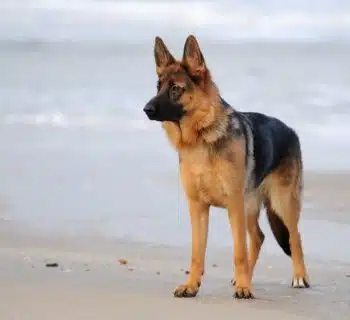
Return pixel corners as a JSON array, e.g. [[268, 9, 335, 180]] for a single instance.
[[0, 171, 349, 319], [0, 229, 349, 320]]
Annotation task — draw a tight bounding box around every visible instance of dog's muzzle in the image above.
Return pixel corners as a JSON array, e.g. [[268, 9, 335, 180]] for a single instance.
[[143, 95, 185, 122]]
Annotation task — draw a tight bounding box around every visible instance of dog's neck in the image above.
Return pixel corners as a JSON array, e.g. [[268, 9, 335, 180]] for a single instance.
[[162, 96, 234, 151]]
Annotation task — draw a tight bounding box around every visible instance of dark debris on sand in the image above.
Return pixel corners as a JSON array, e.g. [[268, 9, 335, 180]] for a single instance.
[[45, 262, 59, 268]]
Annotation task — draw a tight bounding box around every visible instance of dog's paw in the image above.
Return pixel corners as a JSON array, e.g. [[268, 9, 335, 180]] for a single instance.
[[233, 286, 254, 299], [291, 276, 310, 288], [173, 283, 200, 298]]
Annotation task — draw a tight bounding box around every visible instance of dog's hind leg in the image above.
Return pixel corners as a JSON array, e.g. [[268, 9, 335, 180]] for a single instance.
[[246, 194, 264, 282], [266, 163, 310, 288]]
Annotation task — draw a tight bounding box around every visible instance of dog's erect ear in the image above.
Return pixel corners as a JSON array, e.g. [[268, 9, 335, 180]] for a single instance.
[[182, 35, 206, 79], [154, 36, 175, 76]]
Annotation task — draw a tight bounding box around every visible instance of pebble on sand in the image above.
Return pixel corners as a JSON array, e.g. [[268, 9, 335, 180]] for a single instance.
[[118, 259, 128, 265]]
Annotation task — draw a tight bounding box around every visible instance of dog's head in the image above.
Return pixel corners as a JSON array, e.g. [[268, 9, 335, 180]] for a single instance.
[[143, 35, 214, 122]]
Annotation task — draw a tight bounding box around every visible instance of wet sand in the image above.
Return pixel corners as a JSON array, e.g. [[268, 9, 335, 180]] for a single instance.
[[303, 171, 350, 224]]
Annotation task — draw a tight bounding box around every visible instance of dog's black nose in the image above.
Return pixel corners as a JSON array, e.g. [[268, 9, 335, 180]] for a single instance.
[[143, 103, 157, 117]]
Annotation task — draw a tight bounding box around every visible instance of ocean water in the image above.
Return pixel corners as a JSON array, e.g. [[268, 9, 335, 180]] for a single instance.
[[0, 0, 350, 262]]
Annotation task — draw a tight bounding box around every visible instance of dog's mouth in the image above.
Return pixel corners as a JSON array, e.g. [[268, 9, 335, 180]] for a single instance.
[[143, 97, 186, 122]]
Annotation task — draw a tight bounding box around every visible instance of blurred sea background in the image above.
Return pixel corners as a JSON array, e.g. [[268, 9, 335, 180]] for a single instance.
[[0, 0, 349, 260]]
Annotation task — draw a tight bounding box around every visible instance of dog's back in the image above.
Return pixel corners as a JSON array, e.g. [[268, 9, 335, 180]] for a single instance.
[[242, 111, 302, 188]]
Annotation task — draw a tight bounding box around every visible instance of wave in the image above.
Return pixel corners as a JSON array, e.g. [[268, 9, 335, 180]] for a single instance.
[[1, 112, 160, 131], [1, 0, 350, 41], [2, 111, 350, 144]]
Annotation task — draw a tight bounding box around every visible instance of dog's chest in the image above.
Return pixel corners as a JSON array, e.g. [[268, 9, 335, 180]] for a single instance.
[[179, 148, 231, 207]]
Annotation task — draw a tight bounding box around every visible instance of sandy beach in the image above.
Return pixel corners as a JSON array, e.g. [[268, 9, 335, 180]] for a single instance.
[[0, 233, 349, 320], [1, 171, 350, 320]]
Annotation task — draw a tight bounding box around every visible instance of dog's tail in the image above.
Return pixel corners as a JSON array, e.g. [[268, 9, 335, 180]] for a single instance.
[[265, 199, 291, 257]]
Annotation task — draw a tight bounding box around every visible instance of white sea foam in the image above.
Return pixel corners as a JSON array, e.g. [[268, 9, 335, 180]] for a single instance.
[[2, 112, 160, 131], [2, 110, 350, 148]]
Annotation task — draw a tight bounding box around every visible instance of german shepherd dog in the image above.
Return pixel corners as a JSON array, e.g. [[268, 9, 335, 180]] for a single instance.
[[143, 35, 309, 299]]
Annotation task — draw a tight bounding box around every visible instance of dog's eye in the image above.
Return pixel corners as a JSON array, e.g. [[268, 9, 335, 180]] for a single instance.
[[169, 84, 184, 101]]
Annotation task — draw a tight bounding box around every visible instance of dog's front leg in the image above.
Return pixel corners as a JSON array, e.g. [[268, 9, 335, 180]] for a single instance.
[[228, 195, 254, 299], [173, 200, 209, 298]]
